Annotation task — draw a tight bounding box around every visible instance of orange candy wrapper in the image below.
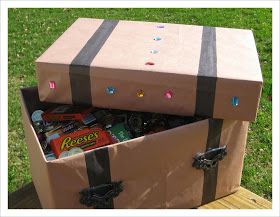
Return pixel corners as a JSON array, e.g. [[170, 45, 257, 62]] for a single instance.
[[50, 127, 113, 158]]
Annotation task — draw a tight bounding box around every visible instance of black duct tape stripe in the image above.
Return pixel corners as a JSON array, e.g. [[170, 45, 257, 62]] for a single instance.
[[201, 118, 223, 205], [69, 20, 119, 105], [195, 26, 217, 117], [84, 147, 113, 208]]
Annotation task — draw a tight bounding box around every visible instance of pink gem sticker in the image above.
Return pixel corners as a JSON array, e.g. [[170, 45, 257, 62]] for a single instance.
[[164, 90, 173, 99], [49, 81, 56, 89]]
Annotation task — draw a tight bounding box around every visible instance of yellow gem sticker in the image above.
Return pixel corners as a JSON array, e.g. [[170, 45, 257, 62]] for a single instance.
[[137, 90, 145, 98]]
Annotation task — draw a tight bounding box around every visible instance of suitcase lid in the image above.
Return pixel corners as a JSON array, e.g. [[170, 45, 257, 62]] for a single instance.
[[36, 18, 263, 121]]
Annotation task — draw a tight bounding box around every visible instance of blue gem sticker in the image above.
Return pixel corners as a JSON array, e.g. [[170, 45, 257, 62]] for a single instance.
[[231, 96, 239, 107], [153, 36, 161, 41], [106, 86, 116, 95]]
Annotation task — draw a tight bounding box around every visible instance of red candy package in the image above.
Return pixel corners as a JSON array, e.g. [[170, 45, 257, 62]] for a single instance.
[[42, 105, 94, 122]]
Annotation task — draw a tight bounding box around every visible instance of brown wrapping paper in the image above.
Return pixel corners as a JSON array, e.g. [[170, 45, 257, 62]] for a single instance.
[[20, 87, 249, 208], [36, 18, 262, 121]]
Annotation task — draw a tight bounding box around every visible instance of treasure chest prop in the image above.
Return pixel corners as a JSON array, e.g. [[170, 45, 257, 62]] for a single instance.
[[19, 18, 262, 209], [36, 18, 262, 121]]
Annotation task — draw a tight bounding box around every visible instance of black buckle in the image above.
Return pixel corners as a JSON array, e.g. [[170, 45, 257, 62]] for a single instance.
[[80, 181, 123, 208], [192, 146, 227, 170]]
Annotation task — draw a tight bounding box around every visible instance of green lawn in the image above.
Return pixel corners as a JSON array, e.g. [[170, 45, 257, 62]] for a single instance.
[[8, 8, 272, 200]]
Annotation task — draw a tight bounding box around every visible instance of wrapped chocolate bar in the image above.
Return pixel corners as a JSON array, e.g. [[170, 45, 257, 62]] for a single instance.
[[107, 122, 131, 143], [50, 127, 113, 158], [42, 105, 94, 122]]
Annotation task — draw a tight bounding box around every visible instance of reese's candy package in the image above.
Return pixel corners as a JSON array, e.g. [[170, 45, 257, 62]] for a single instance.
[[50, 127, 113, 158], [42, 105, 94, 122]]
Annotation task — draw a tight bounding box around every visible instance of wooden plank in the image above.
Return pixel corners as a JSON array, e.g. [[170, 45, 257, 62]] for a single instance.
[[8, 182, 271, 209], [236, 187, 272, 208], [198, 187, 272, 209]]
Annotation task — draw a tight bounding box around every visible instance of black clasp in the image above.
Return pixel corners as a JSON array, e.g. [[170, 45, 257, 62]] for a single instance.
[[192, 146, 227, 170], [80, 181, 123, 208]]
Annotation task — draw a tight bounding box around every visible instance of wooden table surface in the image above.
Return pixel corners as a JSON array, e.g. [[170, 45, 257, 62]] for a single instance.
[[8, 182, 272, 209]]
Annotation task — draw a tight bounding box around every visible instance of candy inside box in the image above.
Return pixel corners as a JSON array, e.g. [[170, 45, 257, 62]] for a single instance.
[[22, 87, 205, 161]]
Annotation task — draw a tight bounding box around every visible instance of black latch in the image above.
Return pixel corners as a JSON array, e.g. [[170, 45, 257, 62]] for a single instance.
[[192, 146, 227, 170], [80, 181, 123, 208]]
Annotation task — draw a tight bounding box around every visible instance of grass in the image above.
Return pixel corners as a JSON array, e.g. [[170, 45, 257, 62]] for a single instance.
[[8, 8, 272, 200]]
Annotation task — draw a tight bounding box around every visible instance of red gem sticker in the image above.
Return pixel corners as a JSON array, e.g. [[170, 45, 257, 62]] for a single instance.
[[145, 62, 155, 66], [49, 81, 56, 89]]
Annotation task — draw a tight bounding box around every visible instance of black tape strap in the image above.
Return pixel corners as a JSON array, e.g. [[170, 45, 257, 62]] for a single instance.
[[195, 27, 217, 117], [84, 147, 113, 208], [69, 20, 119, 105], [201, 119, 223, 205]]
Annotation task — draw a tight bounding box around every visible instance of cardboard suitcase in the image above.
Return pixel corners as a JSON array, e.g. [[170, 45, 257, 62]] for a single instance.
[[36, 18, 262, 121], [19, 18, 262, 209], [21, 87, 249, 208]]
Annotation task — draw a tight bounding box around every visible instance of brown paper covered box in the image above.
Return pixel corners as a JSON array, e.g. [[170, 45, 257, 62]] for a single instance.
[[20, 87, 249, 208], [36, 18, 262, 121]]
